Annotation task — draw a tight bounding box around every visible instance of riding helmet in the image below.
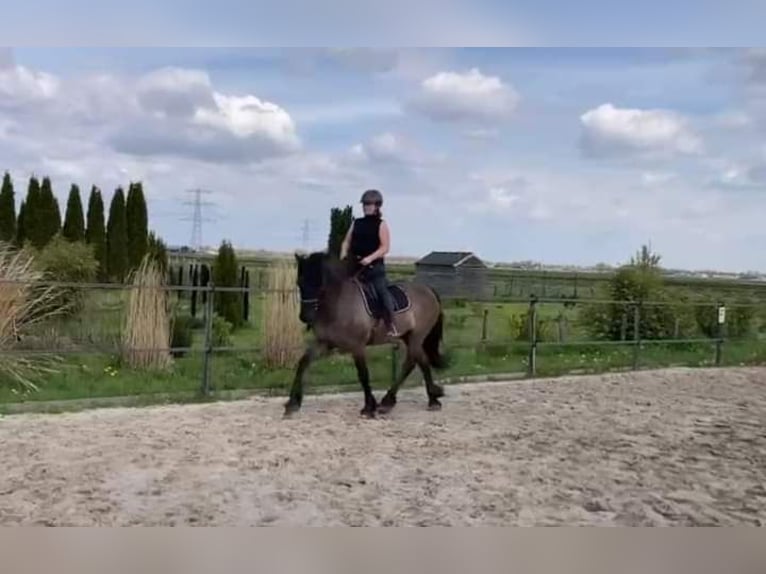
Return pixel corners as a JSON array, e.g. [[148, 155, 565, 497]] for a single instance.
[[360, 189, 383, 206]]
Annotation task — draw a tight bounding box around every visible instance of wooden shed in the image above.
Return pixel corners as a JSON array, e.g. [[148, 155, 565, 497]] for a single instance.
[[414, 251, 490, 299]]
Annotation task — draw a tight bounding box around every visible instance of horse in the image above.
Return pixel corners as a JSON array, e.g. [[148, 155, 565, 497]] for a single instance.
[[284, 251, 449, 418]]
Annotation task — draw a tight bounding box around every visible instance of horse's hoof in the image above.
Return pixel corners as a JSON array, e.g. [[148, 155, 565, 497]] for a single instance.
[[427, 399, 442, 411], [359, 407, 377, 419], [283, 402, 301, 419], [378, 395, 396, 415]]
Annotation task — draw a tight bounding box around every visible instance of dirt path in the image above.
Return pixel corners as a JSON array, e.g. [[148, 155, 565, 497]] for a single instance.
[[1, 367, 764, 525]]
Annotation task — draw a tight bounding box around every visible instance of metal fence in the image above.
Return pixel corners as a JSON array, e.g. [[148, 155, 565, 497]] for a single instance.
[[1, 278, 764, 402]]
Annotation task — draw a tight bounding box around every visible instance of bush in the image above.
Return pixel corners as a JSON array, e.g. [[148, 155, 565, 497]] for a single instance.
[[262, 259, 303, 368], [170, 315, 194, 358], [122, 257, 172, 371], [213, 240, 243, 329], [212, 315, 233, 347], [146, 231, 168, 275], [579, 245, 689, 341], [26, 235, 98, 315], [0, 243, 65, 390], [508, 311, 551, 342], [695, 300, 755, 339]]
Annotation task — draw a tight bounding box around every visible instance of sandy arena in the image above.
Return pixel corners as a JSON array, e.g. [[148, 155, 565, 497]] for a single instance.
[[0, 367, 764, 526]]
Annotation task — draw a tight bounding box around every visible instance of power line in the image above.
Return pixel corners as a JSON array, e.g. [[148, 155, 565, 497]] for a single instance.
[[181, 188, 217, 252]]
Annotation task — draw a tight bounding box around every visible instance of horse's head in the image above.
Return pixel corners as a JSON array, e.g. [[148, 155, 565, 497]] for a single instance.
[[295, 251, 323, 325], [294, 251, 345, 325]]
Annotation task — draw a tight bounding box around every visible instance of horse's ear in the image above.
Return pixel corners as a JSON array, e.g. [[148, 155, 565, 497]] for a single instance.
[[294, 252, 303, 264]]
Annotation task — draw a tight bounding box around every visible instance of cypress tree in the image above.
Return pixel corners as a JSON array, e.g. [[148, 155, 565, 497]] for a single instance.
[[200, 264, 210, 305], [213, 240, 242, 328], [86, 186, 107, 280], [15, 200, 26, 247], [126, 181, 148, 271], [190, 264, 199, 318], [62, 184, 85, 242], [327, 205, 353, 258], [106, 187, 129, 282], [39, 176, 61, 245], [24, 176, 44, 249], [176, 265, 184, 301], [0, 171, 15, 243], [146, 231, 168, 274]]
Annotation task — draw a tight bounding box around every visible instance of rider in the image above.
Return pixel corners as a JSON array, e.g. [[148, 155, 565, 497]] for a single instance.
[[340, 189, 398, 337]]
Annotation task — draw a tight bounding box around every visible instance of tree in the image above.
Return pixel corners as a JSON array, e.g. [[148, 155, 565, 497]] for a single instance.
[[146, 231, 168, 274], [106, 187, 129, 282], [24, 176, 44, 248], [26, 235, 99, 315], [327, 205, 353, 258], [62, 184, 85, 242], [0, 171, 16, 243], [86, 186, 107, 280], [15, 200, 26, 247], [580, 244, 686, 341], [126, 181, 148, 270], [213, 240, 243, 328], [39, 176, 61, 245]]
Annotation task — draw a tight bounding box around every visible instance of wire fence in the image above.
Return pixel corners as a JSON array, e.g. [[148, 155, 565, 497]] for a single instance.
[[1, 278, 765, 404]]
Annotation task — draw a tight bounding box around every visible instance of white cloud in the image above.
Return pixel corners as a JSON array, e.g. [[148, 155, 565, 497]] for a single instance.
[[463, 127, 500, 141], [136, 67, 215, 118], [0, 65, 59, 107], [111, 69, 299, 162], [488, 185, 520, 208], [194, 93, 299, 145], [641, 171, 677, 186], [348, 132, 434, 168], [0, 62, 301, 165], [580, 103, 702, 158], [410, 68, 520, 124]]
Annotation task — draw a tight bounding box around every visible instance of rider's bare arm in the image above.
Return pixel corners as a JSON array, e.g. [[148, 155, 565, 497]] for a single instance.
[[340, 221, 354, 259], [366, 220, 390, 263]]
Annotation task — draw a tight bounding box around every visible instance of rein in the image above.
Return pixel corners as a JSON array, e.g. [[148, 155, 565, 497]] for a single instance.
[[299, 261, 368, 309]]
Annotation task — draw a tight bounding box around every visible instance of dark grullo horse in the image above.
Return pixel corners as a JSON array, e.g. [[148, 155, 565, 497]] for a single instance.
[[284, 251, 449, 418]]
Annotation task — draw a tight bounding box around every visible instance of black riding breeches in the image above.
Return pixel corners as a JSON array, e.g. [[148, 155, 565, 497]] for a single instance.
[[365, 264, 395, 324]]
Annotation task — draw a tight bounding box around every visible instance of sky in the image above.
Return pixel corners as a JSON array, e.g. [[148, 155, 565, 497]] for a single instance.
[[2, 47, 766, 272]]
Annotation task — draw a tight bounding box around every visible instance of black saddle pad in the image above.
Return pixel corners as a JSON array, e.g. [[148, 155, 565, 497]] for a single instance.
[[355, 281, 411, 318]]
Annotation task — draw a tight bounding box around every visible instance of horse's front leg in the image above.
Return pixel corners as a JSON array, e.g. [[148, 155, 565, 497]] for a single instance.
[[284, 342, 325, 417], [352, 349, 377, 418]]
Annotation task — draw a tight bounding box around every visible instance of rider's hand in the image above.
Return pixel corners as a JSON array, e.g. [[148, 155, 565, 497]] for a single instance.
[[359, 256, 373, 266]]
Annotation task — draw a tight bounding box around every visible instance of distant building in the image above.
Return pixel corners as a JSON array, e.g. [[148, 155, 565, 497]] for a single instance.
[[414, 251, 489, 299]]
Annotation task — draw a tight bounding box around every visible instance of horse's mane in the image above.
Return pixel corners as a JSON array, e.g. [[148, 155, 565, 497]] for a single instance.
[[302, 251, 351, 287]]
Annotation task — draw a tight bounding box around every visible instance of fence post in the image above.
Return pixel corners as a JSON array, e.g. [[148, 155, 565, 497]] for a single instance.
[[632, 302, 641, 370], [481, 308, 489, 342], [715, 301, 725, 366], [201, 282, 215, 397], [528, 295, 538, 377]]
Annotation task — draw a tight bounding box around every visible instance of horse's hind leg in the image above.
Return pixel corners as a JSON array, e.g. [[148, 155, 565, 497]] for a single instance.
[[417, 357, 444, 411], [352, 349, 378, 418]]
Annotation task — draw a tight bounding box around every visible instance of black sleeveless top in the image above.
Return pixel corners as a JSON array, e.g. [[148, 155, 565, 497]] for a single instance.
[[349, 214, 383, 261]]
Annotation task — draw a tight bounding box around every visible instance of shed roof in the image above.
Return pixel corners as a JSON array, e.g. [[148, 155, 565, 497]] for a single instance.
[[415, 251, 484, 267]]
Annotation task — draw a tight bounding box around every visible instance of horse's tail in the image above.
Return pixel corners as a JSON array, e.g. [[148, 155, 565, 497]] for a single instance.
[[423, 287, 449, 370]]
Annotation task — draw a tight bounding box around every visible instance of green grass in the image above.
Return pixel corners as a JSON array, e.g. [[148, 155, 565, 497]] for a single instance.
[[1, 290, 765, 413]]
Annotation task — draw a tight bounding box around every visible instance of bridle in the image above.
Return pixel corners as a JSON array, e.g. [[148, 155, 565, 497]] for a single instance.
[[298, 258, 369, 311]]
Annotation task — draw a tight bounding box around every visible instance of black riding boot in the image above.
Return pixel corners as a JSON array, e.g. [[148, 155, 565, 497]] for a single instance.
[[383, 309, 398, 337]]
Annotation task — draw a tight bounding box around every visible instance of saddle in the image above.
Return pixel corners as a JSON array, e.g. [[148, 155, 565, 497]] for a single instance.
[[353, 279, 411, 319]]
